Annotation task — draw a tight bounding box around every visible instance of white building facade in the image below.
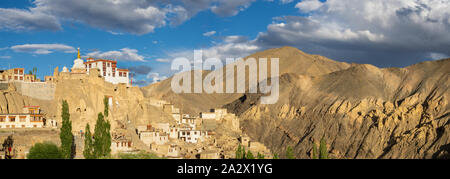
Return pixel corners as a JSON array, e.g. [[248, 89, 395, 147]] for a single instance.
[[84, 58, 129, 85], [0, 106, 45, 129], [179, 130, 208, 143]]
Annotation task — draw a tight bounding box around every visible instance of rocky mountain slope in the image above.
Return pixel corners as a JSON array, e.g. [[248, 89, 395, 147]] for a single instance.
[[142, 46, 350, 115], [146, 46, 450, 159]]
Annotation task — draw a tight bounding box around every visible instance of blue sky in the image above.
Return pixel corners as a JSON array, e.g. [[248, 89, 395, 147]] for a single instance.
[[0, 0, 449, 86]]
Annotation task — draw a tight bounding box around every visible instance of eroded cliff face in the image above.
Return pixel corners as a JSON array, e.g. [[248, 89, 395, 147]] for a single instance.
[[0, 84, 54, 114], [226, 59, 449, 159], [53, 72, 175, 133], [0, 70, 174, 134]]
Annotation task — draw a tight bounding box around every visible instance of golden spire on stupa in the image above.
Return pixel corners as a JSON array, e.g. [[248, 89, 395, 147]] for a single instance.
[[77, 48, 81, 59]]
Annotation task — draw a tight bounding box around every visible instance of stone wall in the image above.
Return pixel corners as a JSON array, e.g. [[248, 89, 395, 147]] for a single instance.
[[13, 82, 56, 101]]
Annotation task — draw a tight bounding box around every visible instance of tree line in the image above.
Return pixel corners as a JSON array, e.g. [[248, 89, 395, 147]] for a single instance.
[[27, 97, 112, 159]]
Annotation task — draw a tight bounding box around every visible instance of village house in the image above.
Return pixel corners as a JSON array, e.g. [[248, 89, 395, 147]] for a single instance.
[[154, 123, 170, 133], [240, 135, 251, 148], [169, 125, 180, 139], [0, 68, 25, 82], [181, 116, 197, 129], [179, 130, 208, 143], [24, 74, 35, 82], [199, 108, 229, 121], [44, 76, 55, 83], [111, 134, 134, 154], [0, 106, 49, 129], [139, 129, 169, 145], [167, 143, 181, 158]]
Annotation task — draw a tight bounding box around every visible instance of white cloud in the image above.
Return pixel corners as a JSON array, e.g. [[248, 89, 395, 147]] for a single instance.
[[428, 52, 448, 60], [203, 31, 216, 37], [254, 0, 450, 66], [223, 35, 248, 43], [280, 0, 294, 4], [11, 44, 75, 54], [295, 0, 324, 12], [155, 58, 171, 63], [87, 48, 145, 62], [211, 0, 256, 16], [0, 0, 260, 34], [0, 56, 11, 59], [0, 8, 61, 31]]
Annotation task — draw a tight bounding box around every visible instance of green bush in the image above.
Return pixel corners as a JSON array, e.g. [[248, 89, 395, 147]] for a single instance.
[[27, 142, 63, 159], [285, 146, 295, 159]]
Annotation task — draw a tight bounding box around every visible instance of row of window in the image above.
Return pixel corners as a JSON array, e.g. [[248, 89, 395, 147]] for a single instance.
[[1, 124, 39, 128], [0, 116, 42, 122], [13, 69, 24, 75], [116, 141, 132, 147]]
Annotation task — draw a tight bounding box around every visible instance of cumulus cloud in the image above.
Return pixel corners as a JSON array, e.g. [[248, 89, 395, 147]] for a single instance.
[[0, 56, 11, 59], [33, 0, 168, 34], [198, 0, 450, 67], [223, 35, 249, 43], [295, 0, 324, 12], [0, 0, 260, 34], [211, 0, 256, 16], [11, 44, 75, 54], [203, 31, 216, 36], [87, 48, 145, 62], [0, 8, 61, 31]]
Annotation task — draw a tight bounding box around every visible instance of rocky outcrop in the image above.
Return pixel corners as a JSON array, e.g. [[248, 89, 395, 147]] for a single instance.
[[225, 58, 449, 159]]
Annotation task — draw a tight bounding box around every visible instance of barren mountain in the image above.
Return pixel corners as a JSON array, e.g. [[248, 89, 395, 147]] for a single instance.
[[142, 46, 350, 114], [146, 46, 450, 159]]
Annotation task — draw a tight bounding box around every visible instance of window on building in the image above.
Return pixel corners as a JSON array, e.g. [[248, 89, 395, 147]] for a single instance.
[[20, 77, 23, 80], [14, 76, 18, 80], [9, 116, 15, 122], [124, 72, 127, 77], [0, 116, 5, 122]]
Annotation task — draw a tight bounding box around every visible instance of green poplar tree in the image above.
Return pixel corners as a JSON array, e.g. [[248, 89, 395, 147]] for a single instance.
[[83, 123, 94, 159], [93, 112, 105, 158], [103, 97, 109, 117], [319, 137, 328, 159], [60, 100, 74, 159], [312, 143, 319, 159], [235, 144, 242, 159], [246, 150, 254, 159], [103, 119, 111, 156]]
